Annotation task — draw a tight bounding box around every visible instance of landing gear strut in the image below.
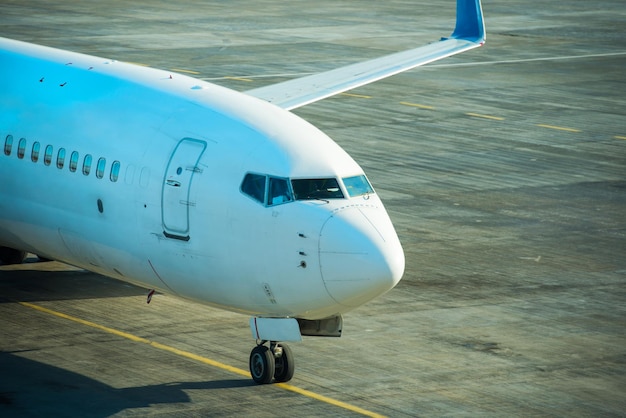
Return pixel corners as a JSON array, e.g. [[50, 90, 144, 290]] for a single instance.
[[249, 341, 295, 384]]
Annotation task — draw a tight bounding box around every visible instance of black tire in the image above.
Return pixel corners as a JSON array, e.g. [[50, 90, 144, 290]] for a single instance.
[[0, 247, 26, 265], [273, 343, 295, 383], [249, 345, 275, 384]]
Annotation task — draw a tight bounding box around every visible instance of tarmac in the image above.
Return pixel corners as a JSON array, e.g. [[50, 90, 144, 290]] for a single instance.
[[1, 0, 625, 416]]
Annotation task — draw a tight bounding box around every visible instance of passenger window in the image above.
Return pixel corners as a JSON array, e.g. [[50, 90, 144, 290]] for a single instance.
[[83, 154, 92, 175], [241, 173, 266, 204], [56, 148, 66, 169], [31, 142, 40, 162], [110, 160, 120, 182], [44, 145, 53, 166], [69, 151, 79, 172], [268, 177, 293, 206], [4, 135, 13, 156], [124, 164, 135, 185], [96, 157, 106, 179], [17, 138, 26, 159]]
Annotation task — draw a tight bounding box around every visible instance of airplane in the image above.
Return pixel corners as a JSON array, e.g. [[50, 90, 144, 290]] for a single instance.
[[0, 0, 485, 384]]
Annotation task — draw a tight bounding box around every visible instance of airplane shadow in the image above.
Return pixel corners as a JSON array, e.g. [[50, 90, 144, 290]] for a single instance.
[[0, 258, 148, 303], [0, 351, 254, 417], [0, 260, 257, 416]]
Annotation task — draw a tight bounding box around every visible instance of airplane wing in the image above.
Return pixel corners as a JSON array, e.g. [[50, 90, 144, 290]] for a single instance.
[[245, 0, 485, 110]]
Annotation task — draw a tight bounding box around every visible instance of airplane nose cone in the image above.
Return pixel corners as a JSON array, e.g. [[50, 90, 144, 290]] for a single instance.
[[319, 205, 405, 308]]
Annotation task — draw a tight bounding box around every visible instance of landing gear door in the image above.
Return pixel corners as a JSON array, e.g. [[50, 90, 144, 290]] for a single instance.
[[161, 138, 207, 241]]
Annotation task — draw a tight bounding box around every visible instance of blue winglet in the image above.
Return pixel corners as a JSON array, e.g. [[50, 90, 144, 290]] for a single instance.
[[451, 0, 485, 43]]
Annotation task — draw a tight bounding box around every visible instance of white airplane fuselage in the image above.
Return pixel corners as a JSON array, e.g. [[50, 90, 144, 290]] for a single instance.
[[0, 38, 405, 320]]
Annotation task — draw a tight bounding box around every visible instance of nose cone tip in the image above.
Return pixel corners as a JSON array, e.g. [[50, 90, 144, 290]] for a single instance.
[[319, 206, 405, 308]]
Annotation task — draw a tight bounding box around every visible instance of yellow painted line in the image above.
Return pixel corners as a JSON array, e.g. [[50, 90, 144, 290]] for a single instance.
[[20, 301, 151, 343], [400, 101, 435, 110], [340, 92, 372, 99], [125, 62, 150, 67], [18, 301, 385, 418], [224, 76, 254, 82], [276, 382, 386, 418], [614, 135, 626, 140], [466, 112, 504, 121], [536, 124, 581, 133], [171, 68, 201, 75]]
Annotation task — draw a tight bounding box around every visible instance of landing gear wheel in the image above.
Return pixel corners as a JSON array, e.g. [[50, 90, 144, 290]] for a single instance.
[[249, 345, 275, 384], [0, 247, 26, 265], [273, 343, 295, 383]]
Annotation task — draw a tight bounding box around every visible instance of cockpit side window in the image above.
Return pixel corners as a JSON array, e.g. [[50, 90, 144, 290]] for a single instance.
[[268, 177, 292, 206], [241, 173, 266, 204], [291, 178, 344, 200], [241, 173, 295, 206], [343, 174, 374, 197]]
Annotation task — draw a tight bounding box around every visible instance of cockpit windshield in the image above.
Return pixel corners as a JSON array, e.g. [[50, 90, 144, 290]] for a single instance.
[[291, 178, 344, 200], [342, 174, 374, 197], [241, 173, 374, 206]]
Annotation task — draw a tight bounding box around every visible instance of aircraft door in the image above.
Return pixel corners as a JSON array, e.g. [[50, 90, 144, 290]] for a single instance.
[[161, 138, 207, 241]]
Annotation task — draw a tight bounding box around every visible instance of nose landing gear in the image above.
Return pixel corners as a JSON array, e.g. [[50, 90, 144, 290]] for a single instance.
[[249, 341, 295, 384], [0, 247, 26, 265]]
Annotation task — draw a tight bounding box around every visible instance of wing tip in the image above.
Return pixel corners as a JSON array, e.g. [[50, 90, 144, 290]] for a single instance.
[[451, 0, 486, 44]]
